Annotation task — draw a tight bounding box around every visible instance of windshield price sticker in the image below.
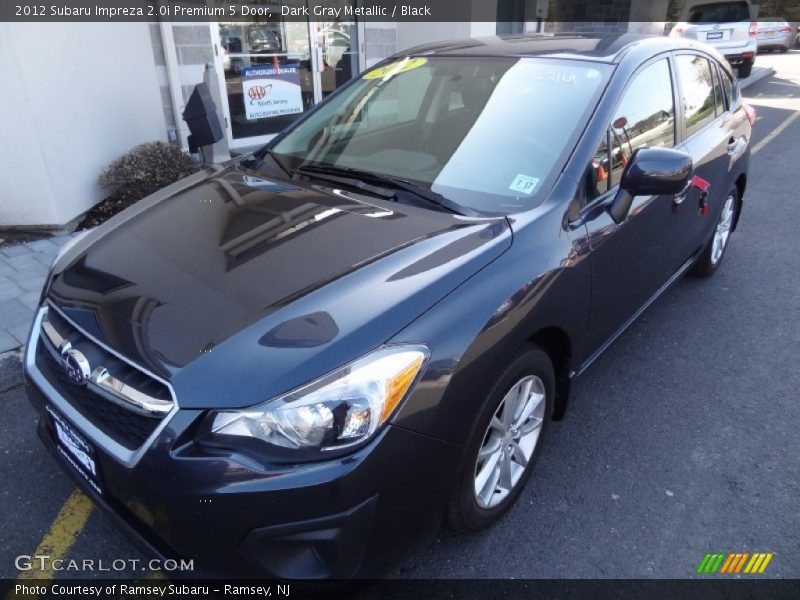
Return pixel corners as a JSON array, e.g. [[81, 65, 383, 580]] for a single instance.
[[364, 57, 428, 80]]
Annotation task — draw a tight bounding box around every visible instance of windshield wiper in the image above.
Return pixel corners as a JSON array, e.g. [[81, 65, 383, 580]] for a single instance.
[[296, 164, 468, 216]]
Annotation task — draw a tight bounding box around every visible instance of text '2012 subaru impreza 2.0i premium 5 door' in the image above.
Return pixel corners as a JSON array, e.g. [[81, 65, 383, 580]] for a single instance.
[[25, 34, 753, 578]]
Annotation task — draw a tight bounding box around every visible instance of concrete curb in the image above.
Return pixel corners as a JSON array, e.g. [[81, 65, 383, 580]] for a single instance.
[[739, 66, 775, 90]]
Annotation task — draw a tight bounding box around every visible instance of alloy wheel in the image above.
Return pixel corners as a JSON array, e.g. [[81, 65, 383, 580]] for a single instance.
[[711, 193, 735, 265], [473, 375, 546, 509]]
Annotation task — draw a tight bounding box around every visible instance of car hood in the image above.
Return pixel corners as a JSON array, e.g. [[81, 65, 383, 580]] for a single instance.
[[46, 166, 511, 409]]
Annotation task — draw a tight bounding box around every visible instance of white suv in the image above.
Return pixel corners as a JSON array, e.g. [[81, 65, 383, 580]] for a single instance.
[[670, 0, 757, 78]]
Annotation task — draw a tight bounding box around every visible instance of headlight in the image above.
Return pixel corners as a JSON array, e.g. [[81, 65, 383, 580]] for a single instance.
[[210, 345, 428, 459]]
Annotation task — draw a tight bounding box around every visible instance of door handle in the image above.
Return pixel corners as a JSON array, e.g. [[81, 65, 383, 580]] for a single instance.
[[673, 177, 694, 206]]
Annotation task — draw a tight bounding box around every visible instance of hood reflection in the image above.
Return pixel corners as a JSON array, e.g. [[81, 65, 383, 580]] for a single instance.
[[48, 167, 503, 380]]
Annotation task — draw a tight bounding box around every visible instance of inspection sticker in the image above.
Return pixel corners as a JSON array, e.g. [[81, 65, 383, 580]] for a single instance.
[[509, 174, 540, 195]]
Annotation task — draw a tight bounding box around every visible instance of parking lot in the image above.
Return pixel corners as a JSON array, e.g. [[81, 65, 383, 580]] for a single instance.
[[1, 52, 798, 581]]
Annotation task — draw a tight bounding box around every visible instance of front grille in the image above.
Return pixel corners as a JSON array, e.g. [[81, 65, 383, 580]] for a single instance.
[[35, 306, 174, 450]]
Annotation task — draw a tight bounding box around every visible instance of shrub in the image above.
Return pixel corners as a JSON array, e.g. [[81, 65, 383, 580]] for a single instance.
[[77, 141, 201, 230], [98, 141, 200, 206]]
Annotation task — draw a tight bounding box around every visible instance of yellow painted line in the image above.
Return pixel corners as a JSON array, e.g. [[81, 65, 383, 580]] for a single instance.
[[758, 553, 774, 573], [16, 489, 93, 580], [752, 110, 800, 155]]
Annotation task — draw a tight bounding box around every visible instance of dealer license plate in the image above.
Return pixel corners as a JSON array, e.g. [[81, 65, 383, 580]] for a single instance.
[[47, 406, 102, 494], [706, 31, 724, 40]]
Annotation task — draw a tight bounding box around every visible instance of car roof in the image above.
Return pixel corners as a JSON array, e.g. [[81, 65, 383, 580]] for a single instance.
[[396, 33, 717, 64]]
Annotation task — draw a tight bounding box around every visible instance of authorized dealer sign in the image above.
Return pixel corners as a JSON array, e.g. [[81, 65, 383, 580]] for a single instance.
[[13, 584, 289, 597]]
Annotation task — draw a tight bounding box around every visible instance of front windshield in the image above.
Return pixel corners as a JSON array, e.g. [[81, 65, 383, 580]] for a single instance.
[[271, 56, 609, 214]]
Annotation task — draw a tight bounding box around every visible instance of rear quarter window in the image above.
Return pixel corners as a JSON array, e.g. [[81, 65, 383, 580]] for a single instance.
[[721, 67, 740, 110], [712, 62, 725, 116]]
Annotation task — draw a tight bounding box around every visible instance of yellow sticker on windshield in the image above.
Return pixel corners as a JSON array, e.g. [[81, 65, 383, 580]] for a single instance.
[[363, 57, 428, 80]]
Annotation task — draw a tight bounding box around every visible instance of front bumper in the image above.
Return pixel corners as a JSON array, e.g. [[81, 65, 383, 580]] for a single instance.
[[25, 333, 460, 579]]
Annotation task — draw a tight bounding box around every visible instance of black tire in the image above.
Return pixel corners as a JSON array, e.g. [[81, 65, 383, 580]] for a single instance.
[[445, 345, 554, 532], [737, 61, 753, 79], [779, 46, 789, 53], [690, 187, 739, 278]]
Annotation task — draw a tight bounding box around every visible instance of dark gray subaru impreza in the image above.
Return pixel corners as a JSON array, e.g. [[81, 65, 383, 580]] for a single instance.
[[25, 34, 752, 578]]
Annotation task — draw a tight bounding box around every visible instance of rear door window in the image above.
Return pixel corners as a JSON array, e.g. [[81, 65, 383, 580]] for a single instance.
[[676, 54, 717, 137]]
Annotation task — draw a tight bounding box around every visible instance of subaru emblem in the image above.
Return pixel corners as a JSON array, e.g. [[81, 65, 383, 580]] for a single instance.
[[60, 347, 91, 385]]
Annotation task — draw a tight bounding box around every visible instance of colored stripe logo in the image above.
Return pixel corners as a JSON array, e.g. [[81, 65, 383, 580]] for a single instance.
[[697, 552, 773, 574]]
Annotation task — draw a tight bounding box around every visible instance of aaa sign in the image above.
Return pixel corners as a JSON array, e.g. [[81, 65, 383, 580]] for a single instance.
[[241, 65, 304, 120]]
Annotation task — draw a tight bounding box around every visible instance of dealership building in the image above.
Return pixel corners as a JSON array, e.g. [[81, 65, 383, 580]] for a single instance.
[[0, 0, 675, 229]]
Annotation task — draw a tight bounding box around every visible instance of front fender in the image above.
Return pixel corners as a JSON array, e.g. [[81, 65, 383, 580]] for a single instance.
[[390, 203, 592, 445]]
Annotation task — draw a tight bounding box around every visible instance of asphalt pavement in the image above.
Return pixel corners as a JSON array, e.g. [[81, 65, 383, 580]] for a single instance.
[[0, 53, 798, 581]]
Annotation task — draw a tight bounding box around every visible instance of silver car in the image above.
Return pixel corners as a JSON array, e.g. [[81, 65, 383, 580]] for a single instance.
[[756, 19, 794, 52], [670, 0, 758, 78]]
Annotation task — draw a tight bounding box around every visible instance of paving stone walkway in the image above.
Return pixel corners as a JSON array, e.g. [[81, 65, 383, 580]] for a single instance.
[[0, 233, 79, 352]]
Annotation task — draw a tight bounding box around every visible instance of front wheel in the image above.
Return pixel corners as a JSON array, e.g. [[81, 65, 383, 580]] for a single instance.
[[690, 188, 739, 277], [445, 345, 553, 532]]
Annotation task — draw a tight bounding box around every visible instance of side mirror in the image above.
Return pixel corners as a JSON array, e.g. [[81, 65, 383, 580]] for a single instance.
[[609, 147, 694, 224]]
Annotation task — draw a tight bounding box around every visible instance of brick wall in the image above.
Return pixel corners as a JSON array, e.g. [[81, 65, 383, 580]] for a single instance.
[[364, 23, 398, 67]]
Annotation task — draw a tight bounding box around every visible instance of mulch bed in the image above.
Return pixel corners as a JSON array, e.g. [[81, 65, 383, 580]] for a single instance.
[[1, 192, 128, 248], [75, 192, 134, 230]]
